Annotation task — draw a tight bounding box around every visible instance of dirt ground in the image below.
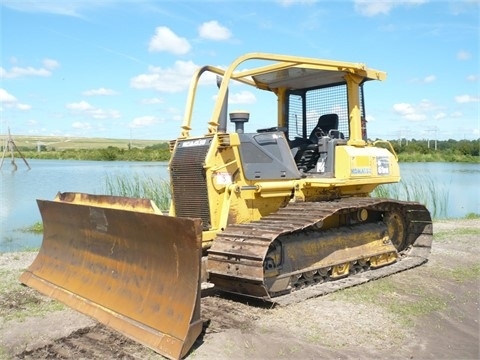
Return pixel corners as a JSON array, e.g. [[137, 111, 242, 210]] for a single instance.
[[0, 219, 479, 360]]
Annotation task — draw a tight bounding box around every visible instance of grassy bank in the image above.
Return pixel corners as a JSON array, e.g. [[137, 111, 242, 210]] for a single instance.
[[4, 135, 163, 150], [398, 151, 479, 163], [3, 135, 479, 163], [3, 135, 171, 162]]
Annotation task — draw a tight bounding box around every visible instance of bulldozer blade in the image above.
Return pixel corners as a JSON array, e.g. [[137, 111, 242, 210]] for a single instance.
[[20, 193, 203, 360]]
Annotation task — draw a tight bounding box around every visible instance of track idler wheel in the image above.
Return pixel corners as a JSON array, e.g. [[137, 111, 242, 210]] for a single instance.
[[383, 210, 407, 251]]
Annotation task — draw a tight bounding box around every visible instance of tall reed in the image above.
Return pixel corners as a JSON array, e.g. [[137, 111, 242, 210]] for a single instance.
[[104, 172, 449, 219], [372, 172, 448, 219], [104, 173, 171, 211]]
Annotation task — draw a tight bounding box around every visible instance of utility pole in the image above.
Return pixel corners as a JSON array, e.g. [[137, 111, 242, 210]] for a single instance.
[[425, 127, 438, 150], [0, 128, 31, 170]]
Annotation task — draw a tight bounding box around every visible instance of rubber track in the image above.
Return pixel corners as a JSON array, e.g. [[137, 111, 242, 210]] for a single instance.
[[208, 197, 433, 305]]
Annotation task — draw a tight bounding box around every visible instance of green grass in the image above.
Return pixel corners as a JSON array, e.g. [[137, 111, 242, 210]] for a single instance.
[[448, 265, 480, 282], [0, 269, 13, 292], [332, 260, 480, 328], [398, 151, 479, 163], [372, 172, 448, 219], [0, 268, 65, 322], [0, 288, 65, 322], [387, 295, 446, 324], [434, 227, 480, 242], [0, 345, 7, 360], [19, 221, 43, 234], [104, 173, 171, 211], [432, 264, 480, 282], [331, 277, 448, 327]]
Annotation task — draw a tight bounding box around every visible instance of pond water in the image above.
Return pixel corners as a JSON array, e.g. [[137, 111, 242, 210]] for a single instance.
[[0, 159, 478, 252]]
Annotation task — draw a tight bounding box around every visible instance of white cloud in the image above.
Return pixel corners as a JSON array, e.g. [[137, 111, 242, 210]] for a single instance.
[[393, 99, 452, 122], [393, 102, 426, 121], [393, 102, 414, 114], [129, 116, 160, 128], [1, 66, 50, 78], [66, 100, 94, 111], [130, 60, 199, 93], [0, 88, 31, 111], [228, 91, 256, 104], [66, 100, 121, 119], [353, 0, 427, 17], [16, 103, 32, 111], [198, 21, 232, 41], [455, 94, 480, 103], [457, 50, 471, 60], [148, 26, 191, 55], [354, 0, 393, 16], [82, 87, 118, 96], [0, 88, 17, 103], [0, 58, 59, 79]]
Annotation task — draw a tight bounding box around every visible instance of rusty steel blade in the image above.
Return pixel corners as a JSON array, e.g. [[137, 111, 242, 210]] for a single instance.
[[20, 194, 203, 360]]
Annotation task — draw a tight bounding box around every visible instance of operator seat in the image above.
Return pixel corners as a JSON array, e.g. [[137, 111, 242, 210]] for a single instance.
[[309, 113, 339, 143], [290, 113, 342, 173]]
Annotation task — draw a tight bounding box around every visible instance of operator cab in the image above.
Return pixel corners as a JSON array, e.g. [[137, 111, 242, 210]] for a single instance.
[[283, 83, 366, 177], [184, 54, 383, 181], [241, 81, 369, 179]]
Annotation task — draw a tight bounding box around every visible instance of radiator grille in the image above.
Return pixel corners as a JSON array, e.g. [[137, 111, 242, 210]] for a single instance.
[[170, 138, 212, 230]]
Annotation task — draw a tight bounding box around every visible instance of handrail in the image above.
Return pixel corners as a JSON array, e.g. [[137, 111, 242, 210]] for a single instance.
[[180, 52, 387, 137], [373, 140, 398, 161]]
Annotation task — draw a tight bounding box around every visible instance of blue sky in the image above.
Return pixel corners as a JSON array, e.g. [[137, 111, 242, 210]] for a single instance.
[[1, 0, 478, 141]]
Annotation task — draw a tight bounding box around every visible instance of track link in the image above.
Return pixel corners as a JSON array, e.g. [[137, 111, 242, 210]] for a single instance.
[[207, 197, 432, 304]]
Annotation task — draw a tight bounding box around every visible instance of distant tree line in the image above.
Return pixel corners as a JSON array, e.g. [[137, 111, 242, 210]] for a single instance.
[[5, 143, 171, 161], [391, 138, 479, 162], [2, 138, 478, 163]]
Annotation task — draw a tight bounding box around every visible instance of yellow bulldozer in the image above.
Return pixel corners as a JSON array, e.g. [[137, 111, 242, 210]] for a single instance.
[[20, 53, 433, 359]]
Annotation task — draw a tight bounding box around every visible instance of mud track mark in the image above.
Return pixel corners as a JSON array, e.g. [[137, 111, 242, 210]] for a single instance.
[[15, 324, 141, 360]]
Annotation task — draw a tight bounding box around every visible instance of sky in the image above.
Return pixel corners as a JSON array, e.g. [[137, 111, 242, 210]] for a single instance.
[[0, 0, 479, 141]]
